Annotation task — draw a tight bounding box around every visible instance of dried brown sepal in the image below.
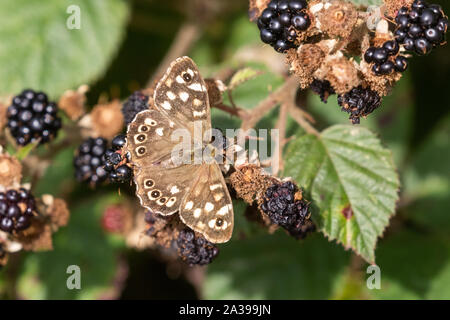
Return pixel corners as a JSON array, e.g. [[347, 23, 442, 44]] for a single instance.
[[45, 197, 70, 229], [144, 211, 185, 249], [0, 243, 8, 268], [229, 164, 278, 205], [248, 0, 271, 22], [316, 0, 358, 39], [0, 152, 22, 188], [361, 61, 402, 97], [15, 220, 53, 251], [384, 0, 413, 18], [288, 44, 326, 89], [89, 100, 124, 139], [323, 55, 361, 95], [58, 85, 89, 121]]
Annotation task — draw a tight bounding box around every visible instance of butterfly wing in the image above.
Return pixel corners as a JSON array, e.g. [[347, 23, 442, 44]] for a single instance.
[[127, 109, 199, 215], [153, 56, 212, 140], [179, 163, 234, 243]]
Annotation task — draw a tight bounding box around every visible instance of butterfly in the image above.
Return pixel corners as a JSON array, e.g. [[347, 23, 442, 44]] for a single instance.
[[126, 57, 234, 243]]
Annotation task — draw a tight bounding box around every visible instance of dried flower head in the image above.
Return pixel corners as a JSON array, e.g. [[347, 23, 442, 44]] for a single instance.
[[58, 85, 89, 120]]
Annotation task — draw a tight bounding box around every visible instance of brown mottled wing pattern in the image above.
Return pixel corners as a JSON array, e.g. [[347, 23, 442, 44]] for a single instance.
[[127, 56, 234, 242], [153, 56, 211, 139], [127, 109, 195, 215], [179, 164, 234, 243]]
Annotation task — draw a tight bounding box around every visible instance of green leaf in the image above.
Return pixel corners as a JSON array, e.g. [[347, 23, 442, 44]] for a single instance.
[[17, 195, 120, 299], [228, 67, 264, 90], [0, 0, 129, 97], [204, 233, 350, 299], [284, 125, 399, 263], [14, 140, 39, 160]]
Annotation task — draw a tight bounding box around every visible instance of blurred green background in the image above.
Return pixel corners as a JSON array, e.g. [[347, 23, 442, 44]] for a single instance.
[[0, 0, 449, 299]]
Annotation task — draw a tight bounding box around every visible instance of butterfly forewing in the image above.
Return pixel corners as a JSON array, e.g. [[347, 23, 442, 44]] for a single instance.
[[153, 56, 211, 139], [179, 163, 233, 243]]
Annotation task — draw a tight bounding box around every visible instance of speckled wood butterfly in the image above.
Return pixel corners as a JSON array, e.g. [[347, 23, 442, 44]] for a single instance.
[[126, 57, 233, 243]]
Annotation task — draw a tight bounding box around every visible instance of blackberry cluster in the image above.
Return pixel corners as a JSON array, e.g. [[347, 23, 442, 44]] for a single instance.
[[104, 134, 132, 184], [261, 181, 310, 238], [73, 137, 109, 186], [338, 85, 381, 124], [7, 89, 62, 146], [176, 229, 219, 266], [394, 1, 448, 56], [337, 85, 381, 124], [309, 79, 335, 103], [0, 188, 36, 233], [364, 40, 409, 75], [122, 91, 149, 125], [257, 0, 311, 53]]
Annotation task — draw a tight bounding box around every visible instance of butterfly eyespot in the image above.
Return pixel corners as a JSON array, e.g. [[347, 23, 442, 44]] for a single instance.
[[137, 146, 146, 155], [157, 197, 167, 205], [136, 134, 146, 142], [216, 218, 224, 227], [182, 72, 192, 82], [138, 125, 149, 132], [149, 190, 161, 200], [144, 118, 158, 126], [144, 179, 154, 188]]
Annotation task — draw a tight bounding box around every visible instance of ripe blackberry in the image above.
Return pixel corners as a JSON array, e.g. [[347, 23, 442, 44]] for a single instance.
[[337, 85, 381, 124], [364, 40, 405, 76], [393, 1, 448, 56], [7, 89, 62, 146], [122, 91, 149, 125], [176, 229, 219, 266], [0, 188, 36, 233], [309, 79, 335, 103], [103, 134, 132, 184], [73, 137, 109, 186], [260, 181, 310, 238], [256, 0, 310, 53]]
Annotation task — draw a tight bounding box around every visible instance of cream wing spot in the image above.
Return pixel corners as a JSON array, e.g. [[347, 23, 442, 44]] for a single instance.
[[193, 208, 202, 218], [187, 68, 194, 77], [165, 79, 173, 87], [193, 110, 206, 118], [166, 197, 177, 207], [193, 98, 203, 107], [208, 219, 217, 229], [167, 91, 176, 100], [217, 205, 229, 216], [184, 201, 194, 210], [213, 193, 224, 201], [156, 128, 164, 136], [210, 184, 222, 191], [205, 202, 214, 212], [170, 186, 180, 194], [161, 101, 172, 110], [179, 92, 189, 102], [144, 118, 157, 126], [188, 83, 203, 92], [176, 75, 185, 84]]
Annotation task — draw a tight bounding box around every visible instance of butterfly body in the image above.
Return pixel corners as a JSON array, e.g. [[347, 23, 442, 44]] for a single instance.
[[126, 57, 233, 243]]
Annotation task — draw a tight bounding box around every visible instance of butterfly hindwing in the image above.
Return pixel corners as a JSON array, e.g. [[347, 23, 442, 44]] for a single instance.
[[179, 163, 234, 243], [133, 164, 201, 216]]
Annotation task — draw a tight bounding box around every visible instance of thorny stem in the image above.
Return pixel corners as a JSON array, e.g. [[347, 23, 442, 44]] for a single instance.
[[274, 102, 288, 176]]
